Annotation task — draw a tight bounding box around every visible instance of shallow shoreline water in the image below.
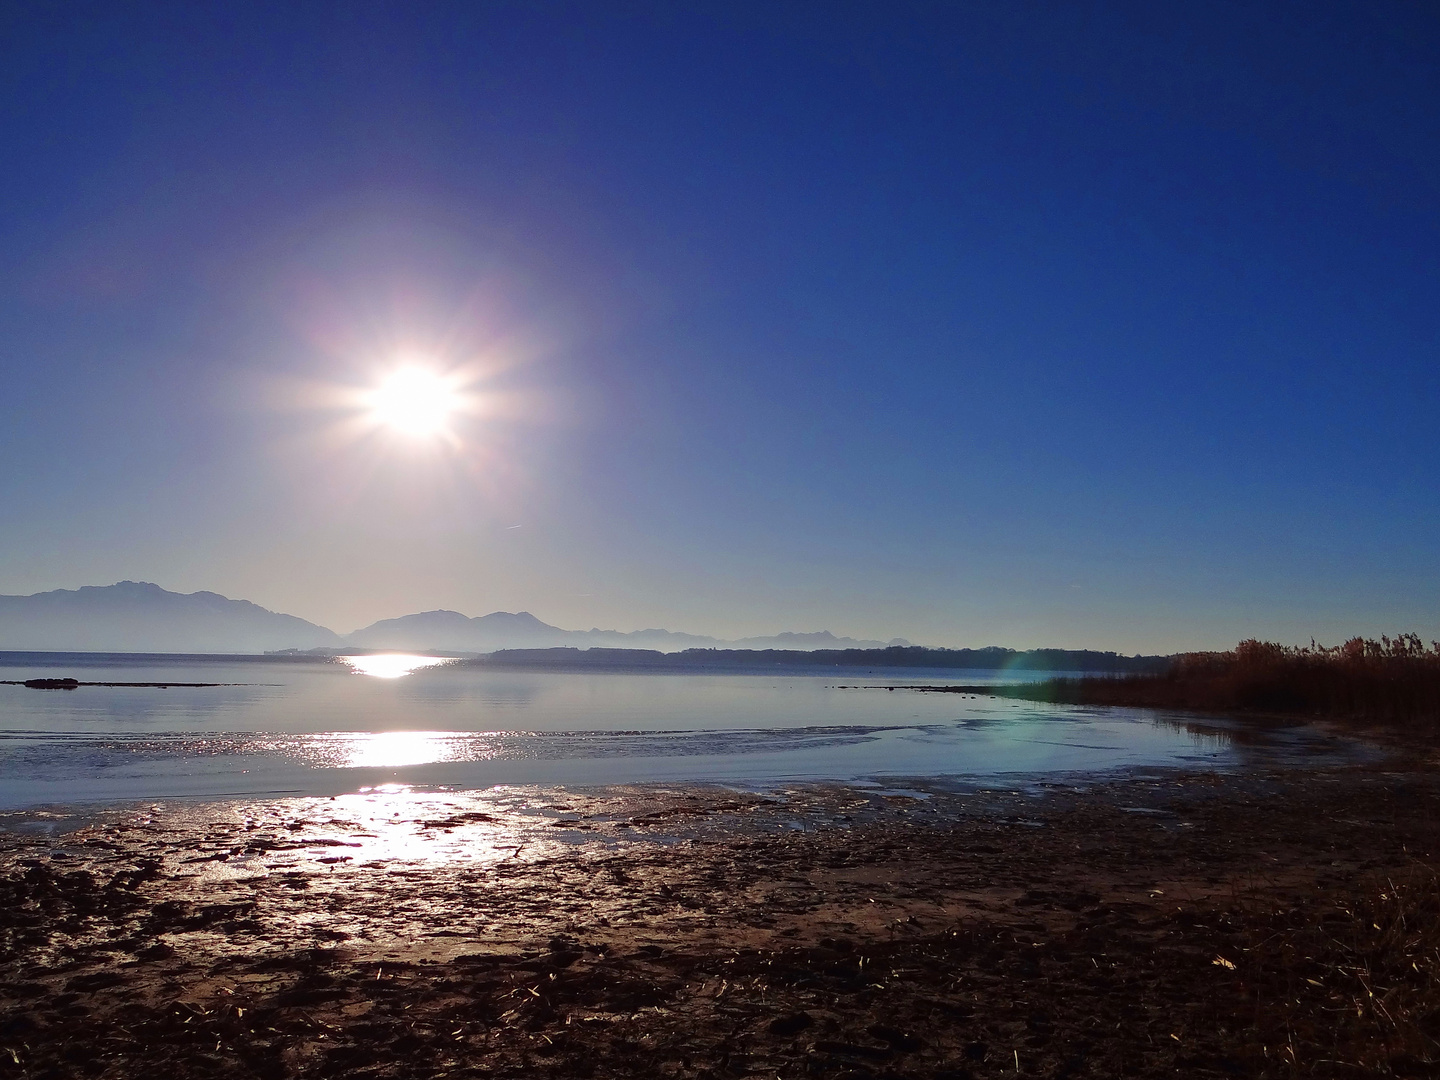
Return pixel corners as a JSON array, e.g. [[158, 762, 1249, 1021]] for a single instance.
[[3, 760, 1438, 1078], [0, 654, 1381, 811], [3, 656, 1420, 1074]]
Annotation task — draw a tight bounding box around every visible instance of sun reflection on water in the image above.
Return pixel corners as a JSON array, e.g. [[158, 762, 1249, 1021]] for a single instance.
[[340, 654, 454, 679], [340, 730, 467, 768], [199, 788, 564, 872], [294, 730, 515, 769]]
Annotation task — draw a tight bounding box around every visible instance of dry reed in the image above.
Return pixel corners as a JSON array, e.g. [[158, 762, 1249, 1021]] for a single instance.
[[1000, 635, 1440, 732], [1227, 863, 1440, 1075]]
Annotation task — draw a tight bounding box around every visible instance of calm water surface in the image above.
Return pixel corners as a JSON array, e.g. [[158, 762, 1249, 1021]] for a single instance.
[[0, 653, 1301, 809]]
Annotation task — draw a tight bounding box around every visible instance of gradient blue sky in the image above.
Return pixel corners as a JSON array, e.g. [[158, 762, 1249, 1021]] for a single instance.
[[2, 1, 1437, 650]]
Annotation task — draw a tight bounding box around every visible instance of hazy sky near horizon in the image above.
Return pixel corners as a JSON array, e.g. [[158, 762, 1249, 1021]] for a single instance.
[[2, 1, 1437, 651]]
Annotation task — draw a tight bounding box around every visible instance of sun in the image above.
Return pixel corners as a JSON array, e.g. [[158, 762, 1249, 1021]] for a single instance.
[[364, 366, 464, 437]]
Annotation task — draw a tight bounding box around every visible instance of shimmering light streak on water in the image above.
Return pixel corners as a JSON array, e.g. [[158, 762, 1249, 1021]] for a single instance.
[[331, 730, 483, 768], [341, 654, 455, 679], [0, 655, 1372, 810], [173, 788, 580, 876]]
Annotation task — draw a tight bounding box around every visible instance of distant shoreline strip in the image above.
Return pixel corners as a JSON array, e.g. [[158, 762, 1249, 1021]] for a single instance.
[[0, 679, 239, 689]]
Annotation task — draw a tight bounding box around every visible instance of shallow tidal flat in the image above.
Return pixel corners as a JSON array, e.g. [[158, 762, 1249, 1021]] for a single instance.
[[4, 764, 1440, 1078]]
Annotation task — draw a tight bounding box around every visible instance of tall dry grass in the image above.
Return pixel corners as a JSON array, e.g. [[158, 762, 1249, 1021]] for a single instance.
[[1230, 863, 1440, 1075], [1004, 635, 1440, 731]]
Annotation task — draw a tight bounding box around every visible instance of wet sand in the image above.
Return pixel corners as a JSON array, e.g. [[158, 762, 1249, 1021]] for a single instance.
[[3, 761, 1440, 1078]]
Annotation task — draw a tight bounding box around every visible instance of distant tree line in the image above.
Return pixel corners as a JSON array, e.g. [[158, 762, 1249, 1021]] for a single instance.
[[473, 644, 1170, 673]]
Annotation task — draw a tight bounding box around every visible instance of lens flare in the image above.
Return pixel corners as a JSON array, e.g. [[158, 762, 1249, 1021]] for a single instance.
[[363, 367, 465, 437]]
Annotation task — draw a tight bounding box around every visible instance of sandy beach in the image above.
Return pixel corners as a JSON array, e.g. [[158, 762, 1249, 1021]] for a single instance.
[[3, 751, 1440, 1079]]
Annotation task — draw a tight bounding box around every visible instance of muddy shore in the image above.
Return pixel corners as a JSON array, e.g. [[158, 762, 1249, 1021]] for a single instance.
[[3, 761, 1440, 1079]]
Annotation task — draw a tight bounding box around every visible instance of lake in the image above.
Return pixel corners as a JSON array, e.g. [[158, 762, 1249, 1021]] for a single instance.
[[0, 652, 1339, 810]]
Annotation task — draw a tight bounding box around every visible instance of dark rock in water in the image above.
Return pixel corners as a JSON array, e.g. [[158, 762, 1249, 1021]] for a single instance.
[[768, 1011, 813, 1036], [868, 1023, 923, 1051], [812, 1038, 893, 1060], [64, 971, 127, 993], [134, 942, 175, 962], [24, 678, 79, 690]]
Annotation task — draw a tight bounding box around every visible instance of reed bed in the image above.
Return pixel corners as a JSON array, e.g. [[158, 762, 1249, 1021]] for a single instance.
[[998, 636, 1440, 731]]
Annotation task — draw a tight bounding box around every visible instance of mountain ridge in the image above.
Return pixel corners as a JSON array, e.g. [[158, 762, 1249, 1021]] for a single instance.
[[0, 582, 913, 654], [0, 581, 341, 653], [341, 607, 910, 653]]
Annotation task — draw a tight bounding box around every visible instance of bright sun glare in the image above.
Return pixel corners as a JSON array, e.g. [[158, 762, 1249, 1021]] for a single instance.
[[365, 367, 463, 437], [342, 654, 452, 679]]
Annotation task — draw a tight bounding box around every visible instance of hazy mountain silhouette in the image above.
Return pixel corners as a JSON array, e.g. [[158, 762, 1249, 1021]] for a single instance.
[[343, 610, 574, 652], [731, 630, 908, 649], [341, 611, 908, 653], [0, 582, 911, 654], [0, 581, 341, 653]]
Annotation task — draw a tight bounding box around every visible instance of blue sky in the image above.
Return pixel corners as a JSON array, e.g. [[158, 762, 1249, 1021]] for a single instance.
[[1, 1, 1436, 650]]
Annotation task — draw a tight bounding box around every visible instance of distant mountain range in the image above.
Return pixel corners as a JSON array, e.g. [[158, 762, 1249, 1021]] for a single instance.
[[0, 581, 340, 653], [0, 582, 912, 655], [343, 608, 909, 653]]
